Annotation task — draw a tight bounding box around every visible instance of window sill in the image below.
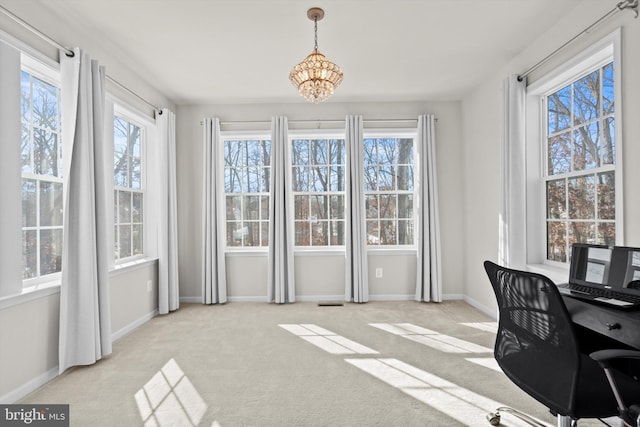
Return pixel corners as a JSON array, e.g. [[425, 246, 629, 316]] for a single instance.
[[0, 280, 61, 310], [526, 263, 569, 285], [110, 257, 158, 277]]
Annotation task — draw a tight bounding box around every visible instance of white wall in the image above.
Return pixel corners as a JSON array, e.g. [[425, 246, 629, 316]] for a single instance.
[[461, 2, 640, 314], [176, 101, 464, 301]]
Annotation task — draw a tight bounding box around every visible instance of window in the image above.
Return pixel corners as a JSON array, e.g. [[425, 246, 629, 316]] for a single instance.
[[544, 62, 616, 262], [114, 115, 144, 260], [291, 136, 345, 246], [363, 136, 415, 246], [224, 137, 271, 247], [21, 68, 63, 280]]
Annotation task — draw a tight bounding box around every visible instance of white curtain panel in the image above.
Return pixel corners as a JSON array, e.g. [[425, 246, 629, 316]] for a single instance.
[[268, 116, 295, 303], [499, 76, 527, 268], [415, 114, 443, 302], [158, 109, 179, 313], [202, 118, 227, 304], [59, 48, 112, 374], [345, 115, 368, 303], [0, 41, 23, 298]]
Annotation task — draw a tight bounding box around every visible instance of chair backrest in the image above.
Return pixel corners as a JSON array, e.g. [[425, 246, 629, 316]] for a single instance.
[[484, 261, 581, 415]]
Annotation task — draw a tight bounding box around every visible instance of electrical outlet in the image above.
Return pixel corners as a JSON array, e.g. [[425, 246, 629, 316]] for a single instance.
[[375, 268, 383, 278], [146, 280, 152, 292]]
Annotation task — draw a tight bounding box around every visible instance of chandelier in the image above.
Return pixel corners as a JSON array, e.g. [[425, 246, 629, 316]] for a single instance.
[[289, 7, 343, 103]]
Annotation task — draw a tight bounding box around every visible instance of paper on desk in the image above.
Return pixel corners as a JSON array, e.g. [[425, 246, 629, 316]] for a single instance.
[[594, 297, 633, 306]]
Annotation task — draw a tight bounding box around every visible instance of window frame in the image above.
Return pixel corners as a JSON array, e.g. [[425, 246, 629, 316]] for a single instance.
[[220, 131, 272, 253], [20, 54, 64, 287], [362, 129, 418, 250], [111, 102, 151, 265], [289, 130, 347, 252], [525, 29, 623, 271]]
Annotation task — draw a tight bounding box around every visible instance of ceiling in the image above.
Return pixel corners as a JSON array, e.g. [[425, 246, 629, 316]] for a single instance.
[[1, 0, 596, 105]]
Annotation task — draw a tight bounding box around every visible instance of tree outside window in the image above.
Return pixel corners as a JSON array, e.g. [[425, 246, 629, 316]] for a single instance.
[[545, 62, 615, 262]]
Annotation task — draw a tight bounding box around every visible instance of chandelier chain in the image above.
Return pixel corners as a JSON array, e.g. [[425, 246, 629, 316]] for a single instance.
[[314, 18, 318, 51]]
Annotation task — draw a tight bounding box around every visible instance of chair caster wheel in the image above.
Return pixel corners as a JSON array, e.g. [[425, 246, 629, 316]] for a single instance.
[[487, 412, 501, 426]]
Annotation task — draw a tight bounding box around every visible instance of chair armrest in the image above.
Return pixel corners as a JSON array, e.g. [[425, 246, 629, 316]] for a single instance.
[[590, 349, 640, 368]]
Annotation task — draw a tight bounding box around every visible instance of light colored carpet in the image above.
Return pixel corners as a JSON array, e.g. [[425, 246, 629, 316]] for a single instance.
[[20, 301, 613, 426]]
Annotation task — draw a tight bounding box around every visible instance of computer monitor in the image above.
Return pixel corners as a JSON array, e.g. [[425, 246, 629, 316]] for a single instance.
[[569, 243, 612, 287], [609, 246, 640, 292]]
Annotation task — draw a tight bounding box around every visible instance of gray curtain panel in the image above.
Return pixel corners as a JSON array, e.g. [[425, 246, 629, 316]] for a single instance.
[[268, 116, 295, 303], [59, 48, 112, 373], [345, 115, 368, 303], [415, 114, 442, 302], [158, 109, 180, 313], [202, 118, 227, 304], [499, 76, 527, 269], [0, 42, 23, 298]]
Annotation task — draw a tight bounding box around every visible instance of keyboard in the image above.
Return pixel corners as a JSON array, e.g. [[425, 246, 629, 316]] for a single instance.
[[557, 283, 640, 308]]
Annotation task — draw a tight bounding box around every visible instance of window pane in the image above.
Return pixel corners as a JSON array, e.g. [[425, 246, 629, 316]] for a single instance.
[[378, 138, 397, 164], [365, 195, 378, 219], [295, 221, 310, 246], [311, 166, 328, 192], [40, 229, 62, 275], [568, 176, 595, 219], [547, 221, 567, 263], [598, 223, 615, 246], [367, 220, 379, 244], [292, 166, 309, 192], [573, 70, 599, 123], [119, 225, 132, 258], [20, 71, 31, 122], [364, 166, 378, 191], [310, 195, 327, 219], [33, 129, 59, 176], [261, 196, 270, 220], [21, 125, 31, 173], [597, 172, 615, 220], [330, 220, 344, 245], [292, 139, 309, 165], [379, 194, 397, 219], [602, 117, 615, 165], [131, 157, 141, 189], [378, 165, 395, 190], [244, 195, 260, 221], [573, 123, 599, 171], [244, 222, 260, 246], [329, 195, 344, 220], [329, 166, 344, 191], [225, 167, 242, 193], [294, 195, 309, 220], [32, 77, 59, 130], [40, 181, 63, 227], [311, 221, 328, 246], [548, 133, 571, 175], [132, 224, 143, 255], [398, 194, 413, 219], [228, 223, 242, 246], [398, 220, 414, 245], [22, 179, 37, 227], [330, 139, 344, 164], [22, 230, 37, 279], [119, 190, 132, 222], [546, 179, 566, 219], [226, 195, 241, 221], [603, 63, 614, 114], [547, 85, 571, 133], [397, 166, 413, 191], [380, 220, 397, 245], [363, 139, 376, 165], [132, 193, 143, 223], [569, 222, 595, 245]]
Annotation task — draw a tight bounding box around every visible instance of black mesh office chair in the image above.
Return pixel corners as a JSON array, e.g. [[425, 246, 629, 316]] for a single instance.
[[591, 349, 640, 427], [483, 261, 640, 427]]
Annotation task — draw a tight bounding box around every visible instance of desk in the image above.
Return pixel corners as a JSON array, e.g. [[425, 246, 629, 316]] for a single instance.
[[563, 295, 640, 350]]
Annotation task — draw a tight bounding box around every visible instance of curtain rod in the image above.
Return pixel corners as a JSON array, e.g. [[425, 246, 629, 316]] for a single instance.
[[518, 0, 638, 81], [217, 118, 421, 126], [0, 4, 161, 113]]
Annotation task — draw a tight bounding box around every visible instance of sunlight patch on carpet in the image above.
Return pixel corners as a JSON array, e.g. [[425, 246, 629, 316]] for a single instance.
[[134, 358, 210, 427], [461, 322, 499, 334], [465, 357, 502, 372], [369, 323, 492, 353], [345, 358, 551, 427], [279, 324, 379, 355]]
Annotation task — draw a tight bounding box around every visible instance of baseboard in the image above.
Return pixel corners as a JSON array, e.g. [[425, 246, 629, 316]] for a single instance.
[[179, 296, 201, 304], [227, 296, 269, 303], [0, 366, 58, 404], [112, 309, 158, 342], [295, 295, 345, 302], [463, 295, 497, 319]]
